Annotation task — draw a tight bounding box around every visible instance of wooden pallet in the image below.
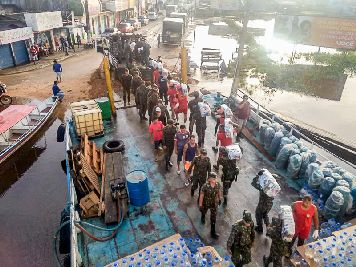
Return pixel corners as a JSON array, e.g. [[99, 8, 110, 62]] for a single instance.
[[81, 134, 103, 174], [80, 154, 100, 194]]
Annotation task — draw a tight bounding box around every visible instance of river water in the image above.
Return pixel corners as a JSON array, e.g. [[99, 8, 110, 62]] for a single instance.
[[188, 19, 356, 145], [0, 119, 66, 267]]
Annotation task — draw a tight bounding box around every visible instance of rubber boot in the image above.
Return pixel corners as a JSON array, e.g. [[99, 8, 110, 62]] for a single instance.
[[223, 197, 227, 206], [263, 255, 270, 267], [210, 223, 219, 239], [201, 213, 205, 224], [191, 188, 194, 197]]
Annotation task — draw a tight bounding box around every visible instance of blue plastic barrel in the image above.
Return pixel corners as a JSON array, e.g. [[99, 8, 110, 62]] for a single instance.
[[126, 170, 150, 207]]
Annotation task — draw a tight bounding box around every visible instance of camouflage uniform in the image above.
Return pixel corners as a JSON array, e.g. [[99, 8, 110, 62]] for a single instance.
[[264, 218, 289, 267], [227, 219, 255, 267], [251, 175, 274, 232], [131, 76, 143, 105], [162, 125, 177, 170], [188, 97, 201, 134], [136, 84, 148, 120], [218, 156, 239, 201], [195, 116, 207, 147], [147, 90, 159, 123], [200, 182, 221, 224], [188, 155, 211, 195]]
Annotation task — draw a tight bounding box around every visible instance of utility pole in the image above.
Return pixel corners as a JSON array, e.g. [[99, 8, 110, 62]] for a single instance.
[[230, 2, 249, 96], [84, 0, 91, 43]]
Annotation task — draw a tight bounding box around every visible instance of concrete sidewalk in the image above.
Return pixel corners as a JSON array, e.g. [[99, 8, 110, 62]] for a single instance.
[[0, 47, 89, 76]]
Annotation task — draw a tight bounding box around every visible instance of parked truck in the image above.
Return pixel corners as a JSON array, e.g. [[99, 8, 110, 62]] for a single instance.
[[166, 4, 178, 17], [162, 18, 184, 45], [169, 12, 188, 29]]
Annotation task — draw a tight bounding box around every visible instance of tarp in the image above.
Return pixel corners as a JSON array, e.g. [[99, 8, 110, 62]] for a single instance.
[[0, 105, 36, 134]]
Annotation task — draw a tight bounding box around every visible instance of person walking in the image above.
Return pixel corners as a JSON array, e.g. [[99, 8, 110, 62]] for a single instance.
[[290, 195, 319, 248], [168, 84, 178, 120], [188, 148, 211, 197], [121, 68, 133, 106], [136, 81, 149, 121], [183, 135, 198, 183], [76, 33, 81, 48], [162, 119, 177, 171], [30, 45, 38, 64], [263, 217, 290, 267], [147, 86, 160, 123], [235, 94, 251, 138], [216, 150, 239, 206], [157, 34, 161, 48], [158, 73, 169, 105], [153, 67, 160, 86], [174, 125, 190, 174], [53, 60, 62, 83], [188, 91, 202, 134], [195, 110, 207, 148], [153, 99, 170, 125], [251, 169, 277, 233], [199, 172, 221, 239], [227, 211, 255, 267], [149, 116, 164, 161], [131, 72, 143, 105], [174, 88, 188, 123]]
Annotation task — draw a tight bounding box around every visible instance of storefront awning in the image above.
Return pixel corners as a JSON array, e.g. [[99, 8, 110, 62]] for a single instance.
[[0, 27, 33, 45]]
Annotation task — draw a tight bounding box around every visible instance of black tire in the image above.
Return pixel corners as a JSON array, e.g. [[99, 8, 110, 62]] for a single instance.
[[0, 95, 12, 105], [103, 140, 125, 153]]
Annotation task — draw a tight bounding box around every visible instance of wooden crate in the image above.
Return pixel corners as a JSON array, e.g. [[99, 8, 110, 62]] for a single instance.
[[80, 191, 100, 218]]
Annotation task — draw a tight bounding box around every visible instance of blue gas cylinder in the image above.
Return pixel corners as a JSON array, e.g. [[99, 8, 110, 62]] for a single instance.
[[126, 170, 150, 207]]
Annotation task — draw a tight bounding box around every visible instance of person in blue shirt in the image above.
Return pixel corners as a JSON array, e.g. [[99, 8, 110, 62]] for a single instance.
[[53, 60, 62, 82], [52, 81, 64, 101]]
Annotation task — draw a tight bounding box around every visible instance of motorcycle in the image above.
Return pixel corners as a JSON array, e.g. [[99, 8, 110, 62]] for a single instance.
[[0, 82, 12, 105]]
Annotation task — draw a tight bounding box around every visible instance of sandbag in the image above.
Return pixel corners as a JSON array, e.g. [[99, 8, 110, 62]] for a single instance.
[[287, 153, 302, 179], [308, 169, 324, 189], [322, 168, 333, 177], [263, 127, 276, 149], [331, 173, 343, 182], [279, 205, 295, 242], [290, 148, 300, 156], [324, 205, 341, 220], [268, 131, 284, 156], [321, 161, 337, 169], [333, 186, 352, 215], [342, 172, 355, 188], [294, 140, 303, 149], [299, 152, 311, 179], [300, 146, 308, 153], [276, 137, 292, 156], [325, 190, 344, 211], [306, 162, 320, 179], [309, 151, 317, 163], [258, 169, 281, 197], [319, 177, 336, 200], [289, 136, 299, 143], [275, 144, 297, 170], [333, 167, 345, 175], [259, 124, 269, 145], [336, 179, 350, 188], [271, 122, 282, 132]]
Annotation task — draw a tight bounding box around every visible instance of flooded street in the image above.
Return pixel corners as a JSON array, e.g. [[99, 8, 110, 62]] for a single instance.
[[0, 119, 66, 267]]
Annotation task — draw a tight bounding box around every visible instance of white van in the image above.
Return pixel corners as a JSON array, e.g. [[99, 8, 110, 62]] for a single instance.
[[148, 12, 158, 21]]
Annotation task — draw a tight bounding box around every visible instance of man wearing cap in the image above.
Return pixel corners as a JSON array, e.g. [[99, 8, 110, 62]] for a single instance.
[[263, 217, 290, 267], [199, 172, 222, 239], [153, 99, 170, 125], [216, 150, 239, 206], [251, 169, 277, 233], [162, 119, 177, 171], [188, 148, 211, 197], [227, 210, 255, 267], [149, 116, 164, 161]]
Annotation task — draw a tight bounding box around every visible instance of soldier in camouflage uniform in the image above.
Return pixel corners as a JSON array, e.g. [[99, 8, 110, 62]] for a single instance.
[[199, 172, 221, 239], [188, 148, 211, 197], [227, 211, 255, 267], [216, 151, 239, 206], [162, 119, 177, 171], [136, 81, 150, 121], [263, 217, 289, 267], [147, 86, 159, 123], [251, 169, 276, 233]]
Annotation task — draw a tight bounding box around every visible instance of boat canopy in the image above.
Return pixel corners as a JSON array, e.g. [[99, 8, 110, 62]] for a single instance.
[[0, 105, 36, 134]]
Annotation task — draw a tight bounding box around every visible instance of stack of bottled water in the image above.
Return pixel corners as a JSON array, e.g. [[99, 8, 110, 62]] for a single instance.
[[109, 237, 235, 267], [303, 227, 356, 266]]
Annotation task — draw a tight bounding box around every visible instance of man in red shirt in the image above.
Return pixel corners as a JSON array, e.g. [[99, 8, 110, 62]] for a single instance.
[[174, 89, 188, 123], [235, 94, 251, 137], [153, 67, 160, 86], [149, 116, 164, 161]]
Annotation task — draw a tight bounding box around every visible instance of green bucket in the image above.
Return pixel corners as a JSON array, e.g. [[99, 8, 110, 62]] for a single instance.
[[96, 97, 112, 120]]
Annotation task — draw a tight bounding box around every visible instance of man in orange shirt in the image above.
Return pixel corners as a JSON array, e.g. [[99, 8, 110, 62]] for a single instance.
[[149, 116, 164, 161]]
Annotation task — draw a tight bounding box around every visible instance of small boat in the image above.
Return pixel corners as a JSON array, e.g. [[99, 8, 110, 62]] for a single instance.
[[0, 98, 58, 165]]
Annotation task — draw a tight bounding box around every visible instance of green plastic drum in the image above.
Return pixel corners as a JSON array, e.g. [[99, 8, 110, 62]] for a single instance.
[[96, 97, 111, 120]]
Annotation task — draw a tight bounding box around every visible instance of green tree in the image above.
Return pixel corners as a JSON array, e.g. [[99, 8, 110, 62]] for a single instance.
[[68, 0, 84, 16]]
